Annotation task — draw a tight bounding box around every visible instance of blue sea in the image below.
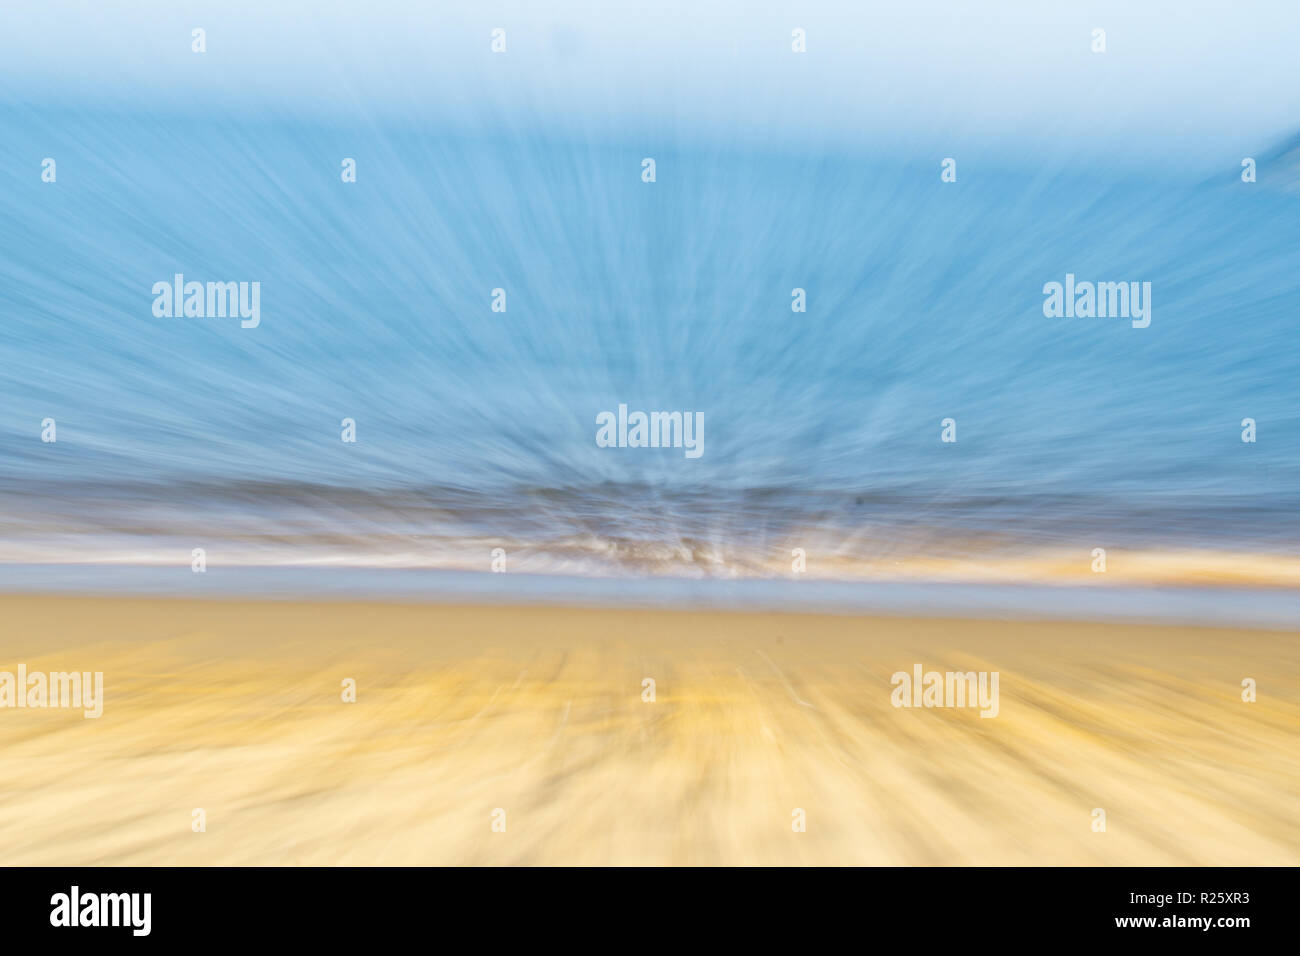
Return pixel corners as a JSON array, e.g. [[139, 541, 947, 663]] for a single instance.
[[1, 108, 1298, 580]]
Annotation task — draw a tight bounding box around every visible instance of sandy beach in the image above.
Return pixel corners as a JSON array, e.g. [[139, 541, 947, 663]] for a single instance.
[[0, 594, 1296, 866]]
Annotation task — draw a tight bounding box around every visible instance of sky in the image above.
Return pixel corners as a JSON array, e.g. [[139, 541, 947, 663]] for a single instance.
[[1, 1, 1297, 167]]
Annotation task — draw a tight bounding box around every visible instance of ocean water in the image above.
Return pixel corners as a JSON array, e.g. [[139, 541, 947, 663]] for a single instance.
[[1, 104, 1298, 585]]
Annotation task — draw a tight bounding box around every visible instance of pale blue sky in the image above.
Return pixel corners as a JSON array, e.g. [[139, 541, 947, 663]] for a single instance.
[[2, 1, 1297, 165]]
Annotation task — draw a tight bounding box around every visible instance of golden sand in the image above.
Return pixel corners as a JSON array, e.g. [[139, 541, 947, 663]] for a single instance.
[[0, 595, 1296, 865]]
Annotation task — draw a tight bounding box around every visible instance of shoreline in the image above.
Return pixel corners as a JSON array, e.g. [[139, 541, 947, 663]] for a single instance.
[[2, 563, 1299, 630], [1, 594, 1296, 865], [3, 543, 1300, 590]]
